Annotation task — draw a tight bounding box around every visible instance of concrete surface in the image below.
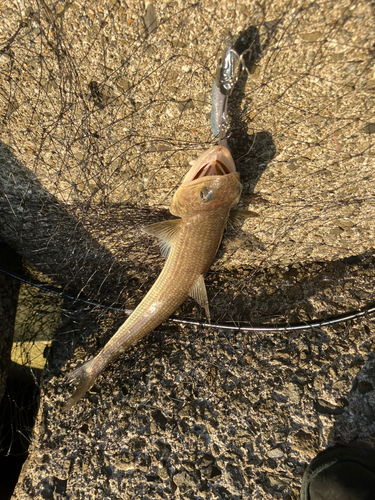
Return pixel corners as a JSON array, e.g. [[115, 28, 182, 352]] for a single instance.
[[0, 0, 373, 498]]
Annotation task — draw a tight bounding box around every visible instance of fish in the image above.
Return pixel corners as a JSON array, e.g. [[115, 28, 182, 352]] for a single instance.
[[64, 144, 247, 409]]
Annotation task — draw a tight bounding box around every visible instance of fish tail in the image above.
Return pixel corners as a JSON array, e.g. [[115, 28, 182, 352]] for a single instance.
[[63, 358, 98, 411]]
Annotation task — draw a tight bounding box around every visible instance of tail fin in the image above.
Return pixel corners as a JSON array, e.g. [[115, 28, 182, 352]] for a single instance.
[[63, 358, 97, 411]]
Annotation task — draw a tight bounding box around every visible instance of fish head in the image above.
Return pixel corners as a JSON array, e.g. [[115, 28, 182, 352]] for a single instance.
[[170, 146, 242, 217]]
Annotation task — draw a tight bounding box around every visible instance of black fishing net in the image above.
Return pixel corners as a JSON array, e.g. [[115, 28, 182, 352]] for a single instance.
[[0, 1, 374, 498]]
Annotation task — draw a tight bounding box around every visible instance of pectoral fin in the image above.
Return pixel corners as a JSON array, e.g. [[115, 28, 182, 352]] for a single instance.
[[228, 209, 260, 228], [142, 219, 181, 259], [189, 274, 210, 322]]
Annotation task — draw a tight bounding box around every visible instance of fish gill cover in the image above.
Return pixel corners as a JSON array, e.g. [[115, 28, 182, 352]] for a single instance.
[[0, 1, 374, 499]]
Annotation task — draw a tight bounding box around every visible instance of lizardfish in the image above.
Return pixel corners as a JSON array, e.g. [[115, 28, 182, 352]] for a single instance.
[[64, 145, 245, 409]]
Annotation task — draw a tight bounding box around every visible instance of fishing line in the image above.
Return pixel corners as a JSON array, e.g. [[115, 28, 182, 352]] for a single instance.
[[1, 266, 373, 332]]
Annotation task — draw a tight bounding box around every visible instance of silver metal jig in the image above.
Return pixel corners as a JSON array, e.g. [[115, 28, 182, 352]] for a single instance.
[[211, 43, 252, 144], [215, 45, 251, 97]]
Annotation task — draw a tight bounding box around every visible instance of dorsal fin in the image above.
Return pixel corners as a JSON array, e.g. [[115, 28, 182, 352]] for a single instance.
[[189, 274, 210, 322], [142, 219, 181, 259]]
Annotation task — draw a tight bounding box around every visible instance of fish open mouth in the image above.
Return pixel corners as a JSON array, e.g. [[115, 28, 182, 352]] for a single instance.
[[191, 159, 231, 179], [182, 145, 236, 184]]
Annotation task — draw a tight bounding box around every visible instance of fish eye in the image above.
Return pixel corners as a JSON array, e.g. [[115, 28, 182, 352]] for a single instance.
[[200, 187, 213, 203]]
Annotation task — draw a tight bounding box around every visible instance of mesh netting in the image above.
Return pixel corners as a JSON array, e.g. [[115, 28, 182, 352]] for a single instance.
[[0, 0, 374, 497]]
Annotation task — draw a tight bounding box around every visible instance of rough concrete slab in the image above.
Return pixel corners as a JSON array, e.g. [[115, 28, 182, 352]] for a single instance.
[[0, 0, 373, 499]]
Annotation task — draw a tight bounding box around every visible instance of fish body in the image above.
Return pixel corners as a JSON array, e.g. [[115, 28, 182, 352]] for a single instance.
[[65, 145, 242, 409]]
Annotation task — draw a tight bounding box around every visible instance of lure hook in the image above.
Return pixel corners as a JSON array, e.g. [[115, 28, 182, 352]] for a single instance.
[[215, 46, 252, 96]]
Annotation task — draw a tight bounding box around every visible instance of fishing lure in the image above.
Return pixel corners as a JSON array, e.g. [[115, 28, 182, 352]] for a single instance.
[[211, 43, 251, 144]]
